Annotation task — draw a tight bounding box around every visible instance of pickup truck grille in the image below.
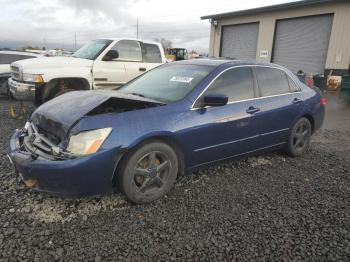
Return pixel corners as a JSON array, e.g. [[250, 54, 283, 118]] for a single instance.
[[10, 65, 21, 81]]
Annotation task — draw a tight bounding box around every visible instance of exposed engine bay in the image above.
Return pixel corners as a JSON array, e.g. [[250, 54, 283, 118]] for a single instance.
[[21, 95, 164, 160], [87, 97, 162, 116]]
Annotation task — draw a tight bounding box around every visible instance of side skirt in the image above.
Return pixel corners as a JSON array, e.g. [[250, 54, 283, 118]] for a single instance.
[[188, 142, 286, 172]]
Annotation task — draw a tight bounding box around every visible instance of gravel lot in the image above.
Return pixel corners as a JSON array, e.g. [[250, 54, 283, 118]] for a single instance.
[[0, 92, 349, 261]]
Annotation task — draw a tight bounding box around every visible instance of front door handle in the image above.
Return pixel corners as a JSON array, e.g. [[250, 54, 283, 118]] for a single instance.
[[246, 106, 260, 114], [292, 98, 302, 104], [139, 67, 147, 72]]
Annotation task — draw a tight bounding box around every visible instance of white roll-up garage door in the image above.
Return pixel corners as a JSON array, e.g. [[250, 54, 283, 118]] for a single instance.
[[272, 15, 334, 74], [220, 23, 259, 60]]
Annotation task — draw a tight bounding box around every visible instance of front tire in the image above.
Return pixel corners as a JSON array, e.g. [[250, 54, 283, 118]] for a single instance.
[[53, 88, 75, 98], [286, 117, 312, 157], [118, 141, 178, 204]]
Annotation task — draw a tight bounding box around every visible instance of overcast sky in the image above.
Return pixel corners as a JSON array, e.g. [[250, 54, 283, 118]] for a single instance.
[[0, 0, 296, 52]]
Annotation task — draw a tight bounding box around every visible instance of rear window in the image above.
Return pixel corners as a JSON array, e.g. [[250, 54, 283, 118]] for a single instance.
[[143, 43, 162, 63], [287, 76, 300, 92], [256, 67, 290, 96], [0, 54, 37, 64]]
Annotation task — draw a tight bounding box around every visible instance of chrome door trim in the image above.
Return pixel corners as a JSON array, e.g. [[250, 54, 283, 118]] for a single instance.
[[192, 142, 286, 168], [194, 128, 289, 152], [191, 64, 301, 111]]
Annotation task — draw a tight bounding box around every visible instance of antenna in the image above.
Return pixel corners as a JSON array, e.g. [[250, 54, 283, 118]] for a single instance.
[[74, 32, 77, 50], [137, 19, 139, 39]]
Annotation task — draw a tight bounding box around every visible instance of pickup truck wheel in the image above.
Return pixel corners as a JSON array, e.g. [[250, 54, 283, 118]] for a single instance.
[[118, 141, 178, 204]]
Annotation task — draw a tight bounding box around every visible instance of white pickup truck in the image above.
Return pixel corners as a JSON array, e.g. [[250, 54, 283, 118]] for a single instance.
[[8, 38, 166, 105]]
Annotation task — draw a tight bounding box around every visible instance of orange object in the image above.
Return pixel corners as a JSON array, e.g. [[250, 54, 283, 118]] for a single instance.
[[86, 139, 103, 154], [24, 179, 37, 188]]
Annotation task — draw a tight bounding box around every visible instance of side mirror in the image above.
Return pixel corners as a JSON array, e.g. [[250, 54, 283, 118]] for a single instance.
[[102, 50, 119, 61], [202, 93, 228, 107]]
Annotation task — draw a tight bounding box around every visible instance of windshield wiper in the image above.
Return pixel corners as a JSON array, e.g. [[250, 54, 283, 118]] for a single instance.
[[131, 92, 145, 98], [128, 92, 165, 104]]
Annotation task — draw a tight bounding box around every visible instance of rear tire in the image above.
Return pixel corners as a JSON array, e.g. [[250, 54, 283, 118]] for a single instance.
[[286, 117, 312, 157], [118, 141, 178, 204]]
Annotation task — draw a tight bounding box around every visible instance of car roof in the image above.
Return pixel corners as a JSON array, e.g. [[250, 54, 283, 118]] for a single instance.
[[170, 59, 284, 69], [0, 51, 42, 57], [98, 38, 160, 45]]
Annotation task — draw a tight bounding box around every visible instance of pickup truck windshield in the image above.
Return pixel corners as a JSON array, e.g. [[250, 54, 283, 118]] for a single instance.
[[72, 39, 112, 60], [120, 64, 213, 103]]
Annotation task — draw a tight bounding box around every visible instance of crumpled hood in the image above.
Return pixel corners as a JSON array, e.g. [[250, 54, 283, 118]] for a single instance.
[[31, 90, 160, 141], [12, 56, 93, 73]]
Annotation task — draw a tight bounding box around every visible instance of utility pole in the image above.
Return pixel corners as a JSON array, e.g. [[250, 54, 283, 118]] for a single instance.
[[136, 19, 139, 39], [74, 32, 77, 51]]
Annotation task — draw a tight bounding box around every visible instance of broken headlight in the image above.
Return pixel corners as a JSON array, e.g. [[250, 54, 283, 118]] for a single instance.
[[67, 128, 112, 156]]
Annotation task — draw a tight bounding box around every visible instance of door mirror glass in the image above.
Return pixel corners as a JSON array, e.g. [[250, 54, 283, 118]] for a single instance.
[[202, 93, 228, 107], [102, 50, 119, 61]]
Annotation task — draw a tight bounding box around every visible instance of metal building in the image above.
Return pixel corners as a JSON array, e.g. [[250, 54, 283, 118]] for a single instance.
[[202, 0, 350, 76]]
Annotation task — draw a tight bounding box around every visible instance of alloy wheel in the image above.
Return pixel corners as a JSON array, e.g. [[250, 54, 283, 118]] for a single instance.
[[133, 151, 171, 193], [292, 121, 310, 151]]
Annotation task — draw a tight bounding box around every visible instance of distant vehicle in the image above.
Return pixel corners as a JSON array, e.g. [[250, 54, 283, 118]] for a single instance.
[[8, 60, 325, 203], [8, 38, 166, 105], [166, 48, 188, 61], [0, 51, 42, 96]]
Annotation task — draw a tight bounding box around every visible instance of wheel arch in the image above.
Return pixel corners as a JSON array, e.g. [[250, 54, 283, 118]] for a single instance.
[[301, 113, 315, 133], [42, 77, 91, 101], [113, 133, 187, 184]]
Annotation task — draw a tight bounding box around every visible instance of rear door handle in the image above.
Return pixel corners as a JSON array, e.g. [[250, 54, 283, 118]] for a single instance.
[[139, 67, 147, 72], [292, 98, 302, 104], [246, 106, 260, 114]]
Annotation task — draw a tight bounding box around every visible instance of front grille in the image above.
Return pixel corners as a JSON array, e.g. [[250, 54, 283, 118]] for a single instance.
[[10, 65, 21, 80], [21, 122, 73, 160]]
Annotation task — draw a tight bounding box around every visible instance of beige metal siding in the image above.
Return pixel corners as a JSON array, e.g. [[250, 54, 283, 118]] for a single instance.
[[208, 1, 350, 70]]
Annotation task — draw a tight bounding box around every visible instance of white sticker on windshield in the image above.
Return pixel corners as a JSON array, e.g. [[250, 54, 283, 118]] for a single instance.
[[170, 76, 193, 83]]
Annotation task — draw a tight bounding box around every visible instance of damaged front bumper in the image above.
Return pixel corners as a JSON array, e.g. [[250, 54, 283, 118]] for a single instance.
[[7, 128, 122, 197]]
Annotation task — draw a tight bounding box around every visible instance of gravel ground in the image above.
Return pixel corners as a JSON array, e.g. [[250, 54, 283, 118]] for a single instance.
[[0, 94, 349, 262]]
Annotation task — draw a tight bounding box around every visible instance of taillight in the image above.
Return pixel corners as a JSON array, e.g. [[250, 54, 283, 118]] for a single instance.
[[306, 75, 314, 88], [320, 97, 327, 106]]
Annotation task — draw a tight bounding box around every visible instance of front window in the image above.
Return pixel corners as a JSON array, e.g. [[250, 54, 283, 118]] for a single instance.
[[72, 39, 112, 60], [110, 40, 142, 61], [203, 67, 255, 103], [120, 64, 213, 103]]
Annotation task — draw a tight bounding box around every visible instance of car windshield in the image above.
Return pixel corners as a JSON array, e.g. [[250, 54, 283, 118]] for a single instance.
[[120, 64, 213, 103], [72, 39, 112, 60]]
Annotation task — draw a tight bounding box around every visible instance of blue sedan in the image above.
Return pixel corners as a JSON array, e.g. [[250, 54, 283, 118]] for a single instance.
[[8, 60, 325, 203]]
